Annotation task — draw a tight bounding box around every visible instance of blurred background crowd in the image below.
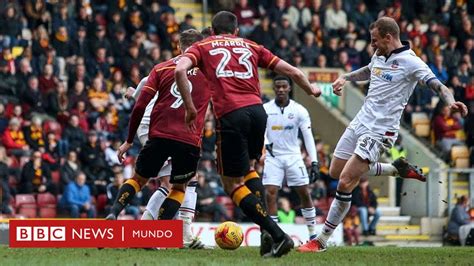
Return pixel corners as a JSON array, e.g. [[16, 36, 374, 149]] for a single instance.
[[0, 1, 473, 243]]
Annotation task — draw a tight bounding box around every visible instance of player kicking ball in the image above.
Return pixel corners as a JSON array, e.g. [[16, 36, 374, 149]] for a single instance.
[[105, 29, 211, 249], [298, 17, 468, 253], [263, 76, 320, 240], [123, 78, 204, 249]]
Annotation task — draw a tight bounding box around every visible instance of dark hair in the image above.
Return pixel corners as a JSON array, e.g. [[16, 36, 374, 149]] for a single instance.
[[369, 17, 400, 39], [201, 27, 212, 38], [273, 75, 291, 84], [211, 11, 237, 35], [179, 29, 203, 50]]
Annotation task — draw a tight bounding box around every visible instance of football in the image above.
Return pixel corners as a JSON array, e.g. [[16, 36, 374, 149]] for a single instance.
[[214, 221, 244, 250]]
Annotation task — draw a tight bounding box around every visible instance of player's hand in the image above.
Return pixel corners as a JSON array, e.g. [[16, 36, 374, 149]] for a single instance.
[[449, 101, 468, 117], [309, 161, 320, 183], [332, 76, 346, 96], [124, 87, 136, 100], [117, 141, 132, 164], [311, 83, 322, 97], [185, 106, 197, 132]]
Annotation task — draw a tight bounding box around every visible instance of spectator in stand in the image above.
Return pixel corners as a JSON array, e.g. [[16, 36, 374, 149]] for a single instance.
[[277, 197, 295, 224], [305, 14, 324, 47], [19, 150, 57, 195], [432, 104, 465, 158], [0, 59, 17, 97], [408, 18, 428, 48], [316, 54, 327, 68], [88, 77, 109, 114], [68, 80, 88, 110], [60, 150, 80, 191], [324, 0, 347, 37], [352, 177, 380, 236], [333, 50, 352, 72], [0, 103, 8, 134], [22, 76, 46, 115], [2, 118, 29, 158], [274, 37, 292, 63], [465, 77, 474, 105], [60, 171, 96, 218], [322, 36, 339, 67], [275, 15, 300, 48], [429, 55, 449, 84], [0, 4, 22, 49], [300, 31, 320, 67], [38, 64, 58, 95], [62, 115, 86, 153], [352, 2, 373, 40], [80, 130, 108, 195], [23, 116, 45, 151], [178, 14, 196, 32], [202, 120, 216, 158], [89, 25, 112, 60], [343, 206, 360, 246], [71, 26, 89, 60], [451, 76, 466, 105], [234, 0, 257, 38], [52, 26, 71, 79], [249, 15, 276, 51], [196, 171, 230, 222], [268, 0, 288, 27], [106, 169, 140, 219], [447, 195, 473, 246], [87, 47, 111, 79], [444, 37, 462, 74], [456, 61, 471, 86], [45, 81, 69, 121], [426, 34, 442, 65], [288, 0, 311, 38]]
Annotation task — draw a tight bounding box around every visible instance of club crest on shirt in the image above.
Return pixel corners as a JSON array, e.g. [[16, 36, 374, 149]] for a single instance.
[[391, 60, 399, 69], [288, 113, 295, 119]]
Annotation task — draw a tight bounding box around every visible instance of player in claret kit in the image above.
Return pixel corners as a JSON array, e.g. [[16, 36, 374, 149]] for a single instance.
[[106, 30, 211, 241], [174, 11, 321, 257], [298, 17, 468, 253]]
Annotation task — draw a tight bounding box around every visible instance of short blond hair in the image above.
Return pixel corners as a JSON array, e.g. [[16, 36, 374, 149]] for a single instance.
[[369, 17, 400, 39]]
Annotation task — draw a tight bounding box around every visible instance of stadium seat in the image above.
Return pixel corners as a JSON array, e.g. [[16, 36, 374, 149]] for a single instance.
[[451, 146, 469, 168], [96, 194, 108, 213], [37, 193, 57, 207], [51, 170, 61, 184], [18, 206, 37, 218], [414, 123, 430, 137], [15, 194, 36, 208], [411, 112, 430, 137], [39, 207, 57, 218]]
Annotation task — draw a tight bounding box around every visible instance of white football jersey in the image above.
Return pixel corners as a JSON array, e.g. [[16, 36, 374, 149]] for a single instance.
[[351, 44, 436, 135], [264, 99, 311, 156], [133, 76, 158, 127]]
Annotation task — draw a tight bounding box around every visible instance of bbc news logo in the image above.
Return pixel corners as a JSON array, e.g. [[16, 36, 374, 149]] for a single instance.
[[10, 220, 182, 248], [17, 227, 66, 241]]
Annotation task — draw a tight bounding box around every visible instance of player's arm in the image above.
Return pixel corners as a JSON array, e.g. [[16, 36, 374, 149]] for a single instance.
[[175, 57, 197, 130], [427, 78, 468, 116], [332, 66, 371, 96], [273, 60, 321, 97], [299, 109, 320, 182], [125, 76, 149, 100]]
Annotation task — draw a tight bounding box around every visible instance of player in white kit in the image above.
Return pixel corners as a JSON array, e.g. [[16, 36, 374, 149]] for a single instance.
[[124, 77, 204, 249], [263, 76, 320, 240], [298, 17, 468, 252]]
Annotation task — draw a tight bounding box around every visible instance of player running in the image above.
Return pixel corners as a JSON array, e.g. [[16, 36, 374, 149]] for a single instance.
[[174, 11, 321, 257], [106, 30, 211, 247], [123, 77, 203, 249], [263, 76, 320, 241], [298, 17, 468, 253]]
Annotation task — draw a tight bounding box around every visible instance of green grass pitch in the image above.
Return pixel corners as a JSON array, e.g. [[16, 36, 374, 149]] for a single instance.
[[1, 246, 473, 265]]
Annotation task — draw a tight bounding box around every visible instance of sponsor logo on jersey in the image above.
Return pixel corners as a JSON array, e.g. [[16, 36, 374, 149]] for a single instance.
[[373, 67, 393, 81], [271, 125, 294, 131]]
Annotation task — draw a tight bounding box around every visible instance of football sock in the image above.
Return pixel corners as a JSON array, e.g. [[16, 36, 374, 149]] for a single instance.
[[141, 186, 169, 220], [244, 171, 267, 209], [110, 178, 141, 217], [158, 188, 185, 220], [317, 191, 352, 246], [231, 185, 285, 242], [301, 207, 317, 237], [179, 181, 198, 241], [368, 162, 398, 176], [270, 215, 278, 223]]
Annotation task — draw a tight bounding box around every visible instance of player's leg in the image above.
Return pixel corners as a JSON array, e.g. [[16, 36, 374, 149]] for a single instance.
[[179, 176, 204, 248], [329, 127, 358, 179], [262, 155, 284, 223], [287, 155, 317, 239], [217, 105, 293, 257], [107, 138, 168, 220], [141, 172, 172, 220], [157, 140, 200, 220]]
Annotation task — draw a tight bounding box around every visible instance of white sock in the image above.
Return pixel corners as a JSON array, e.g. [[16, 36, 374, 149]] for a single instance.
[[141, 187, 169, 220], [179, 182, 197, 242], [368, 162, 398, 176], [270, 215, 278, 223], [301, 207, 317, 237], [317, 191, 352, 246]]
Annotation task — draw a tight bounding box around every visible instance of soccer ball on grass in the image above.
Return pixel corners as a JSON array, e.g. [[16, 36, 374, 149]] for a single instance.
[[214, 221, 244, 250]]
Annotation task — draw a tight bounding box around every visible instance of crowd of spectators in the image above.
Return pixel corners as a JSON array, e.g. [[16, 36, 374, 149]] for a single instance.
[[0, 0, 473, 237]]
